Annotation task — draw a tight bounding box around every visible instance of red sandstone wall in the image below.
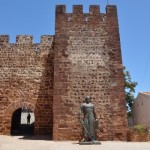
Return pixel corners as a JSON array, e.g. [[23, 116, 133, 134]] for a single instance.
[[53, 5, 127, 140], [0, 4, 127, 140], [0, 35, 54, 135]]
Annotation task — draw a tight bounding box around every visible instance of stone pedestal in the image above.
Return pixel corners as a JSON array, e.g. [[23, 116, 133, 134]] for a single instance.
[[79, 140, 101, 145]]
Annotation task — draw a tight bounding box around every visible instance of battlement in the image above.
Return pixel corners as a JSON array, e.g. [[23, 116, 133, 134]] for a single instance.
[[73, 5, 83, 14], [41, 35, 54, 45], [89, 5, 100, 14], [56, 5, 117, 23], [106, 5, 117, 14], [0, 35, 54, 45], [56, 5, 116, 15], [0, 35, 9, 44], [16, 35, 33, 44]]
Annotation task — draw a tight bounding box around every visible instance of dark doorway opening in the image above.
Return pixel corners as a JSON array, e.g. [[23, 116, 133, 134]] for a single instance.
[[11, 108, 35, 136]]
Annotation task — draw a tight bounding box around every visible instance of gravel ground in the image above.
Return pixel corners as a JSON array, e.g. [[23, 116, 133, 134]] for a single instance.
[[0, 135, 150, 150]]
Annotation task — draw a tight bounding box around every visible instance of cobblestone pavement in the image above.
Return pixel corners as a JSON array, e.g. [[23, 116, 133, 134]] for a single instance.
[[0, 135, 150, 150]]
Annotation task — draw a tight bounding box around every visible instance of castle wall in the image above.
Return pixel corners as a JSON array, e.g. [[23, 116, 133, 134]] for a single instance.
[[0, 4, 127, 140], [53, 5, 127, 140], [0, 35, 54, 135]]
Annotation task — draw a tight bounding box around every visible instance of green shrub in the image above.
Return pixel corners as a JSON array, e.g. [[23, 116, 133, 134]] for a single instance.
[[133, 125, 148, 134]]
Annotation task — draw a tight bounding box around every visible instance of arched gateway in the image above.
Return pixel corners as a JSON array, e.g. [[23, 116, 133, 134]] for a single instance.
[[11, 108, 35, 135], [1, 101, 35, 135]]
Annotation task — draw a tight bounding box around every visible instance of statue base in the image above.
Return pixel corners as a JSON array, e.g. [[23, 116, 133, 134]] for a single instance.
[[79, 140, 101, 145]]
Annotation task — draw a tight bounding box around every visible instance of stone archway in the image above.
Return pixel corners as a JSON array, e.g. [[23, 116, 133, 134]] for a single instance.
[[2, 101, 36, 135], [11, 107, 35, 135]]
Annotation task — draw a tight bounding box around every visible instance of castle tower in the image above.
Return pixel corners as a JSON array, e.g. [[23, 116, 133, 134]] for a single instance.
[[53, 5, 127, 140]]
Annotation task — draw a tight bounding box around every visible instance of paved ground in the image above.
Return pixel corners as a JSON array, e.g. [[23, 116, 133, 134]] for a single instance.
[[0, 135, 150, 150]]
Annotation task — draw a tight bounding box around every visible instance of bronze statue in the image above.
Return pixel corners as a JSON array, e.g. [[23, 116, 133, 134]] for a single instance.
[[79, 96, 100, 144]]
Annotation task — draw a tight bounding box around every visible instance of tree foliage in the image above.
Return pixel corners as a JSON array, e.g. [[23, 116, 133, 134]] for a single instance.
[[124, 68, 137, 116]]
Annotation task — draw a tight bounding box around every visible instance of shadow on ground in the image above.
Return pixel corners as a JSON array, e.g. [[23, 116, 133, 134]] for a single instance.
[[18, 135, 51, 141], [12, 123, 34, 135], [12, 123, 52, 141]]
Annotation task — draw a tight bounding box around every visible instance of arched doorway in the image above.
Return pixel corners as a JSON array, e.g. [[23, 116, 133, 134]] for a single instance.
[[11, 107, 35, 135]]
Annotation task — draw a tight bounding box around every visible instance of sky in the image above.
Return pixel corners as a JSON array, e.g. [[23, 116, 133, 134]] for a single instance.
[[0, 0, 150, 97]]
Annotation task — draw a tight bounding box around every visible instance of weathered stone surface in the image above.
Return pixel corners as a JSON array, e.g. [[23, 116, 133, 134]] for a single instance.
[[53, 5, 127, 141], [0, 35, 54, 135], [127, 130, 150, 142]]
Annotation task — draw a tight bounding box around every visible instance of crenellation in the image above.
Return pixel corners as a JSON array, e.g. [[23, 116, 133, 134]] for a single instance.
[[41, 35, 54, 45], [56, 5, 66, 14], [56, 5, 109, 23], [73, 5, 83, 14], [0, 35, 9, 45], [0, 35, 54, 46], [106, 5, 117, 15], [16, 35, 33, 44], [89, 5, 100, 14]]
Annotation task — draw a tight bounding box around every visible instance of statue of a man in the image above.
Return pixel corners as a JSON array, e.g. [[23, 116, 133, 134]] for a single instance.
[[79, 96, 98, 142]]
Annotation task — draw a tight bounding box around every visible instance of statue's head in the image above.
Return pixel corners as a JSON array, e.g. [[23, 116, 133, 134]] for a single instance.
[[85, 96, 91, 104]]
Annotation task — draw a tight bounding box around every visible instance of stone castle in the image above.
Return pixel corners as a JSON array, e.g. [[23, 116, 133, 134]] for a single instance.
[[0, 5, 127, 140]]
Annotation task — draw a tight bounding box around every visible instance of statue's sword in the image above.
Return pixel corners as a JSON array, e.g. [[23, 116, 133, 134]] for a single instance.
[[80, 120, 94, 142]]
